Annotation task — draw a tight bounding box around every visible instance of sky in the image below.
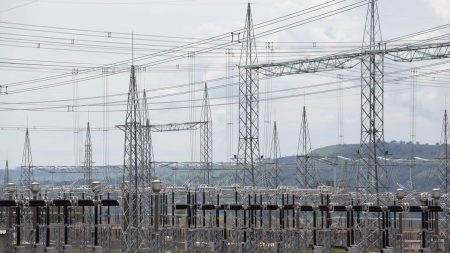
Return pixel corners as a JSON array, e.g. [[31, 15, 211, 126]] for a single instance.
[[0, 0, 449, 169]]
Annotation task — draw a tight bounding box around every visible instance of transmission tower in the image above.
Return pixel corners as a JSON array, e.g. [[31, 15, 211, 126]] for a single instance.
[[296, 106, 318, 188], [188, 51, 197, 163], [439, 109, 449, 193], [200, 83, 213, 185], [142, 89, 155, 186], [236, 3, 261, 187], [269, 121, 281, 188], [438, 109, 450, 253], [3, 160, 9, 187], [21, 128, 33, 189], [408, 67, 417, 191], [337, 73, 344, 145], [83, 122, 93, 186], [357, 0, 387, 250], [358, 0, 387, 198], [118, 65, 145, 253]]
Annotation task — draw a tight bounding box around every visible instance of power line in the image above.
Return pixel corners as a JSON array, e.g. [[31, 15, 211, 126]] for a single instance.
[[2, 0, 367, 92]]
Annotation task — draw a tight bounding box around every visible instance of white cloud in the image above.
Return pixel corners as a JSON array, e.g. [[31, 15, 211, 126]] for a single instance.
[[420, 0, 450, 22]]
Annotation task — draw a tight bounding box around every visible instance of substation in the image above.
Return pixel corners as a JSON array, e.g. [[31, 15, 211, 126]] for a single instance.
[[1, 0, 450, 252]]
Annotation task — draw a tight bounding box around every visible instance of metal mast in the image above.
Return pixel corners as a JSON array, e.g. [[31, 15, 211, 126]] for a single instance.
[[83, 122, 92, 186], [439, 109, 449, 193], [119, 65, 145, 252], [439, 109, 450, 253], [357, 0, 386, 250], [270, 121, 281, 188], [296, 106, 317, 188], [337, 73, 344, 145], [142, 89, 155, 186], [3, 160, 9, 187], [21, 128, 33, 189], [236, 3, 260, 187], [407, 68, 417, 191], [200, 83, 213, 185], [358, 0, 387, 198]]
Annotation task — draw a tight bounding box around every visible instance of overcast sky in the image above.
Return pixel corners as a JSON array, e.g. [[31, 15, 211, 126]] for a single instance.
[[0, 0, 449, 169]]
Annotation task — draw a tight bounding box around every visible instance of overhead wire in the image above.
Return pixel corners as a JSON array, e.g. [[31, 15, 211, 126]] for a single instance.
[[3, 0, 368, 92], [2, 61, 449, 112]]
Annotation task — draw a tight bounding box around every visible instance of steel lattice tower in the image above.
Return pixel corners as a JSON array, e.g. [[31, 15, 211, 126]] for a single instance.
[[200, 83, 213, 185], [358, 0, 387, 197], [119, 65, 145, 253], [3, 160, 9, 187], [357, 0, 386, 250], [21, 128, 33, 189], [296, 106, 317, 188], [236, 3, 260, 187], [269, 121, 281, 188], [142, 89, 155, 186], [83, 122, 93, 186], [438, 109, 450, 253], [439, 109, 449, 193]]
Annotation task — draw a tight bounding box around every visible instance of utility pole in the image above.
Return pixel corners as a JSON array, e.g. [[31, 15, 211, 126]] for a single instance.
[[236, 3, 261, 187]]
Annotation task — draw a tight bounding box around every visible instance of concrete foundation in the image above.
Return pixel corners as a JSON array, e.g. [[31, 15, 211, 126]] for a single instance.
[[63, 245, 73, 253], [15, 245, 26, 253], [348, 245, 360, 253], [382, 247, 394, 253], [313, 246, 324, 253], [33, 244, 45, 253], [44, 247, 56, 253], [93, 246, 103, 253]]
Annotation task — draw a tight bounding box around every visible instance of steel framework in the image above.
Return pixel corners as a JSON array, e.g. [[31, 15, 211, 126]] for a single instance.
[[269, 121, 281, 188], [238, 2, 450, 250], [296, 106, 318, 188], [117, 65, 146, 253], [439, 109, 449, 193], [149, 121, 206, 132], [142, 89, 155, 186], [83, 122, 93, 186], [3, 160, 9, 187], [236, 3, 261, 187], [199, 83, 213, 185], [243, 41, 450, 76], [20, 128, 33, 189]]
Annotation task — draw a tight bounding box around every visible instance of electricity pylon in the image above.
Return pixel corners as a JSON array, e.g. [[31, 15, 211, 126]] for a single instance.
[[83, 122, 92, 186], [3, 160, 9, 187], [296, 106, 318, 188], [200, 83, 213, 185], [118, 65, 146, 253], [21, 128, 33, 190], [357, 0, 387, 250], [439, 109, 449, 193], [142, 89, 155, 186], [269, 121, 281, 188], [236, 3, 261, 187]]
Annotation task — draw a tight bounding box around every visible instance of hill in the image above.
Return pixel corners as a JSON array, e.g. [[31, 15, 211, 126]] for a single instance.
[[0, 141, 446, 192]]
